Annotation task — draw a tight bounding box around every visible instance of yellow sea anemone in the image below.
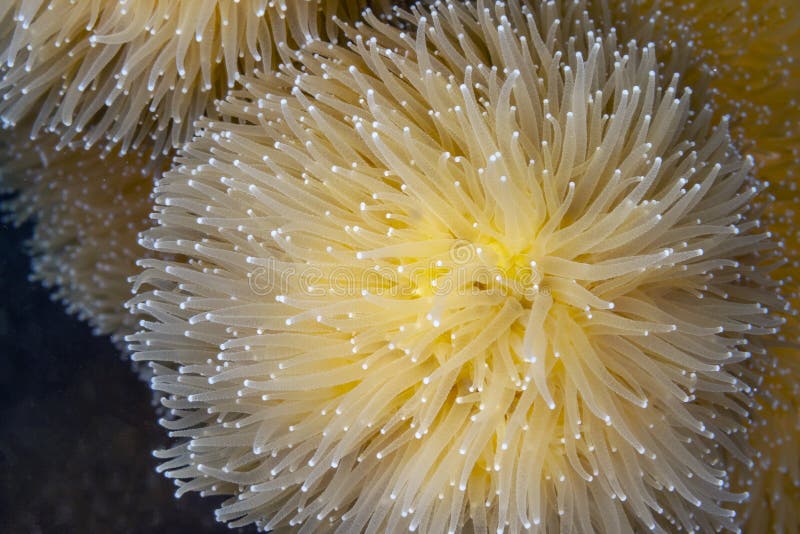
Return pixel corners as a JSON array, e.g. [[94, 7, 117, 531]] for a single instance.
[[0, 0, 391, 158], [127, 0, 785, 531], [1, 135, 161, 340]]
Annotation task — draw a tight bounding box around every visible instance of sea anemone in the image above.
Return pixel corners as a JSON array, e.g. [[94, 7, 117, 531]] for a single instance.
[[0, 134, 160, 340], [642, 0, 800, 180], [0, 0, 392, 159], [127, 0, 785, 531]]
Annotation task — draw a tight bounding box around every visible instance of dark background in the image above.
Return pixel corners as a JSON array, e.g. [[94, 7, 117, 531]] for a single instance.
[[0, 220, 230, 533]]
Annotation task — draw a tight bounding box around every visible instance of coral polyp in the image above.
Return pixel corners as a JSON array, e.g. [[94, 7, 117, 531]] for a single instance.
[[127, 0, 785, 531]]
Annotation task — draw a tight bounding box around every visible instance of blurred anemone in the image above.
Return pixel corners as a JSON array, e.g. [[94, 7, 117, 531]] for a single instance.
[[127, 0, 785, 531], [0, 0, 394, 158], [0, 134, 161, 341], [743, 137, 800, 533], [642, 2, 800, 529], [641, 0, 800, 181], [739, 345, 800, 533]]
